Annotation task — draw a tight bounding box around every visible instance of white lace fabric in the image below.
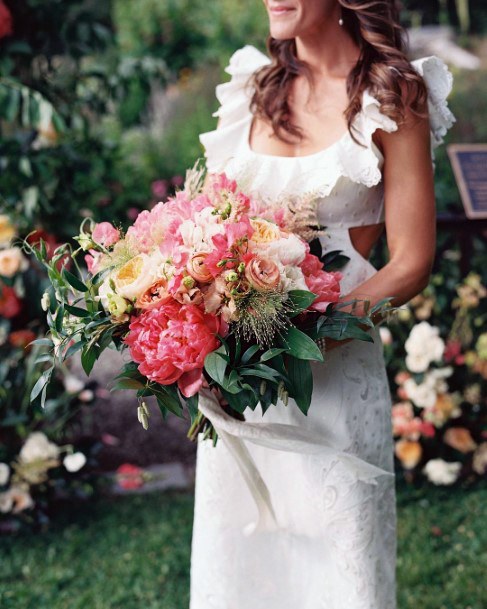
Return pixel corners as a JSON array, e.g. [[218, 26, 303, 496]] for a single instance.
[[191, 45, 455, 609]]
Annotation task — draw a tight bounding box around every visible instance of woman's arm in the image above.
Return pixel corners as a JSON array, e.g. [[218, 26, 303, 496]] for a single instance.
[[346, 109, 436, 311], [324, 108, 436, 349]]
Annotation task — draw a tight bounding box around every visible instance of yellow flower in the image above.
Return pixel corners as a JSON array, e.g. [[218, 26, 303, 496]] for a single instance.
[[250, 218, 281, 243], [107, 293, 130, 318], [0, 215, 15, 246]]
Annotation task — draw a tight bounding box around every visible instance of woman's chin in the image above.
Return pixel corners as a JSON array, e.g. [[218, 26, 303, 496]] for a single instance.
[[269, 25, 296, 40]]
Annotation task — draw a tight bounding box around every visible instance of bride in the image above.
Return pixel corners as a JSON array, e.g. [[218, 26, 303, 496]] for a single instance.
[[190, 1, 455, 608]]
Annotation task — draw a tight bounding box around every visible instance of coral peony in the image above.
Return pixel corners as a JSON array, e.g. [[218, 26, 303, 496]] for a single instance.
[[125, 301, 221, 397], [304, 270, 342, 313], [92, 222, 120, 248]]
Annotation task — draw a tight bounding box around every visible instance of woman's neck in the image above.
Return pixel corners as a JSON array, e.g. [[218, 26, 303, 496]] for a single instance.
[[295, 19, 360, 80]]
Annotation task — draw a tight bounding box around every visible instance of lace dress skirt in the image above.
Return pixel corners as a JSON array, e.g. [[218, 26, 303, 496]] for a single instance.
[[189, 232, 397, 609]]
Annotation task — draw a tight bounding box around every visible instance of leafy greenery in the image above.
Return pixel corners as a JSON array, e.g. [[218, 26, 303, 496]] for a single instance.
[[1, 483, 486, 608]]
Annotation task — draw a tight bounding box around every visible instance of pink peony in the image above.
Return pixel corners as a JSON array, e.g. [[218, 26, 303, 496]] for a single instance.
[[92, 222, 120, 248], [125, 301, 221, 397], [304, 270, 342, 313]]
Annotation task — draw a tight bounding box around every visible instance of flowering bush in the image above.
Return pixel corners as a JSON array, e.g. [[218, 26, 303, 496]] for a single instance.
[[0, 214, 99, 531], [386, 272, 487, 485]]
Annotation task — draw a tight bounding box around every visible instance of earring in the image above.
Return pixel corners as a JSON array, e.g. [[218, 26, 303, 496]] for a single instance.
[[339, 8, 344, 26]]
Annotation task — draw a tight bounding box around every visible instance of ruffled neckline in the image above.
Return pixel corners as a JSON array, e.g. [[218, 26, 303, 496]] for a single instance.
[[199, 45, 455, 199]]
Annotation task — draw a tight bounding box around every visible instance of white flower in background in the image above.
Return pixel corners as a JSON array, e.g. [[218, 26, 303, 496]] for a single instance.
[[78, 389, 94, 403], [63, 452, 87, 473], [63, 373, 85, 395], [0, 486, 34, 513], [379, 327, 393, 345], [423, 459, 461, 485], [0, 463, 10, 486], [19, 432, 60, 464], [179, 208, 224, 252], [0, 247, 28, 278], [403, 367, 453, 409], [405, 321, 445, 373]]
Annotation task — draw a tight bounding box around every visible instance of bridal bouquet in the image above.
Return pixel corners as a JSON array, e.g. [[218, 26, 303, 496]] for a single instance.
[[28, 167, 386, 443]]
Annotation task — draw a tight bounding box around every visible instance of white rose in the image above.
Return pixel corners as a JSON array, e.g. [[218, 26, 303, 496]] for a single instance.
[[251, 234, 306, 267], [63, 373, 85, 395], [0, 247, 28, 278], [19, 432, 60, 464], [0, 463, 10, 486], [423, 459, 461, 485], [404, 322, 445, 373], [403, 377, 437, 409], [280, 265, 308, 292], [111, 252, 162, 301], [63, 452, 87, 473]]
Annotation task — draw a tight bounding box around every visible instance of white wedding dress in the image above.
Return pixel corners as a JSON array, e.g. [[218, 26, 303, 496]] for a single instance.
[[190, 45, 455, 609]]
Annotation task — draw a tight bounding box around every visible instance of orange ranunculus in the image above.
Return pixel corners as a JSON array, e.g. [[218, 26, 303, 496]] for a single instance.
[[136, 278, 172, 310], [244, 257, 281, 291], [395, 439, 422, 469], [444, 427, 477, 454], [186, 253, 213, 283]]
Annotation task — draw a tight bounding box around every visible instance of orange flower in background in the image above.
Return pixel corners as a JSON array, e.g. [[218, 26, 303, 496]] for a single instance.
[[444, 427, 477, 454], [395, 439, 423, 469], [9, 329, 36, 349], [116, 463, 145, 490], [0, 1, 13, 39]]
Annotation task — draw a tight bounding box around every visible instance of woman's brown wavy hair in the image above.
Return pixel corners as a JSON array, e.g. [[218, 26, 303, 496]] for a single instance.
[[250, 0, 428, 146]]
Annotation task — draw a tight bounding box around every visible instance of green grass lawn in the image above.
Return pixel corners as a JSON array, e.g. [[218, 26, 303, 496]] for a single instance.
[[1, 483, 485, 609]]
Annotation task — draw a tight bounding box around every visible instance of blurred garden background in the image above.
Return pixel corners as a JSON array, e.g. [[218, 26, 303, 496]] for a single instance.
[[0, 1, 486, 608]]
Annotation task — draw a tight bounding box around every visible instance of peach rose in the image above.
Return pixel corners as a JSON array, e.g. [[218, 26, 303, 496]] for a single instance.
[[0, 247, 26, 277], [136, 278, 172, 310], [250, 218, 281, 243], [245, 257, 281, 291], [443, 427, 477, 453], [395, 439, 422, 469], [187, 253, 213, 284]]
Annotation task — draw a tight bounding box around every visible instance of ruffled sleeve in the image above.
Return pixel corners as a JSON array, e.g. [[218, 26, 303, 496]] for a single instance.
[[199, 45, 271, 173], [410, 55, 456, 151]]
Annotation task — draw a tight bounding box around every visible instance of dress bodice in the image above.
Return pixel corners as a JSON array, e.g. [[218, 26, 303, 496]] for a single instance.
[[199, 45, 455, 232]]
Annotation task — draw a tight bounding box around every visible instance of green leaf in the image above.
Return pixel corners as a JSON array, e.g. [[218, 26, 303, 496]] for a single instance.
[[287, 290, 317, 315], [281, 326, 324, 362], [204, 351, 227, 385], [81, 346, 98, 376], [260, 348, 286, 362], [286, 356, 313, 415], [63, 340, 85, 360], [155, 388, 184, 418], [55, 305, 65, 333], [63, 269, 88, 292], [65, 304, 91, 318], [241, 344, 261, 364], [111, 378, 145, 391], [322, 250, 350, 271], [186, 393, 199, 424], [30, 369, 52, 403], [29, 338, 54, 347]]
